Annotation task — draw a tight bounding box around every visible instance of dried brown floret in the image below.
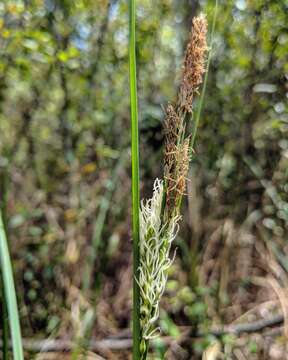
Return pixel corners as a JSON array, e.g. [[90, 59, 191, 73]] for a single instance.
[[164, 104, 181, 144], [163, 14, 207, 219], [164, 138, 190, 219], [164, 104, 180, 180], [179, 14, 208, 112]]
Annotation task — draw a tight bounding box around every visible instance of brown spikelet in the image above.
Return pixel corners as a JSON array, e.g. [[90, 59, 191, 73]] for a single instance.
[[164, 137, 190, 219], [163, 13, 208, 221], [177, 138, 190, 195], [179, 13, 208, 112], [164, 104, 181, 145], [164, 104, 181, 174]]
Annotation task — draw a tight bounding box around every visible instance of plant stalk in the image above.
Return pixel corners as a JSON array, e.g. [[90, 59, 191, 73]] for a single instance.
[[189, 1, 218, 289], [190, 0, 218, 151]]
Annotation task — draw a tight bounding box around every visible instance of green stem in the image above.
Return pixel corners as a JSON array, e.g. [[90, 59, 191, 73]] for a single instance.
[[0, 208, 24, 360], [0, 171, 9, 359], [190, 0, 218, 151], [1, 273, 9, 359], [189, 0, 218, 289], [129, 0, 141, 359]]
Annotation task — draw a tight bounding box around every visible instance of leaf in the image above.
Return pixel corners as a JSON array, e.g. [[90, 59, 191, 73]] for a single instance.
[[81, 162, 97, 174], [202, 341, 221, 360], [0, 210, 24, 359]]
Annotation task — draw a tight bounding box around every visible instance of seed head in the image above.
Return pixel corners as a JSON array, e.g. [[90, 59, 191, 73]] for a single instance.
[[164, 138, 190, 218], [179, 13, 208, 112]]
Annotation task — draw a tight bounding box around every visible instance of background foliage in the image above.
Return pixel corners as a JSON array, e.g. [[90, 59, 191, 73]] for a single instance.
[[0, 0, 287, 358]]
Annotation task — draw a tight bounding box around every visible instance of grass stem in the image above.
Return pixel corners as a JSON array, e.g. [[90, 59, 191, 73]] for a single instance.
[[190, 0, 218, 151]]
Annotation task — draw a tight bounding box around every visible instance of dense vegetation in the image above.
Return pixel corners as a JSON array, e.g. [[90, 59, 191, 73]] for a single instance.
[[0, 0, 287, 359]]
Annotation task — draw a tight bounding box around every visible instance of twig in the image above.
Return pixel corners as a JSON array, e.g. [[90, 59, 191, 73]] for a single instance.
[[202, 313, 284, 337], [1, 314, 283, 353]]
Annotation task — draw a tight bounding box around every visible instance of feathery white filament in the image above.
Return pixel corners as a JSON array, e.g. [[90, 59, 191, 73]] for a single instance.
[[138, 178, 179, 340]]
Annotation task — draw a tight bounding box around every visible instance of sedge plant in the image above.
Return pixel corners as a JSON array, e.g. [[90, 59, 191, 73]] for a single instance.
[[137, 15, 208, 359], [129, 2, 209, 358]]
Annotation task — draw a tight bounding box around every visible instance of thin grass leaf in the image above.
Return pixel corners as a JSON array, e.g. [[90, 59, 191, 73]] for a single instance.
[[0, 209, 24, 360], [1, 273, 9, 360], [82, 155, 128, 295], [129, 0, 141, 358]]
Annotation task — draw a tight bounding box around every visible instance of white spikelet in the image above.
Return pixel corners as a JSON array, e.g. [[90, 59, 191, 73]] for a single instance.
[[138, 178, 180, 341]]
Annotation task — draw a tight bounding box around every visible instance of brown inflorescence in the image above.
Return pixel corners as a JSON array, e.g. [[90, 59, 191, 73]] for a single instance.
[[138, 14, 208, 354], [164, 135, 190, 219], [179, 13, 208, 113], [164, 104, 179, 214], [164, 14, 207, 219]]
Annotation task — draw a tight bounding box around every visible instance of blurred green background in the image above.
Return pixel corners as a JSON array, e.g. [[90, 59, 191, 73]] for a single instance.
[[0, 0, 287, 359]]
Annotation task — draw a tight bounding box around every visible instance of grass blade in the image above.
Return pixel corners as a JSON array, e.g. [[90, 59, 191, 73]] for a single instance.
[[0, 209, 24, 360], [129, 0, 141, 358], [1, 273, 9, 359], [129, 0, 140, 360], [0, 180, 9, 359]]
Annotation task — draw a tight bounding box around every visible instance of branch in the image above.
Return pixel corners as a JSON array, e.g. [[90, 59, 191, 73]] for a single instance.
[[200, 313, 284, 337], [0, 314, 283, 353]]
